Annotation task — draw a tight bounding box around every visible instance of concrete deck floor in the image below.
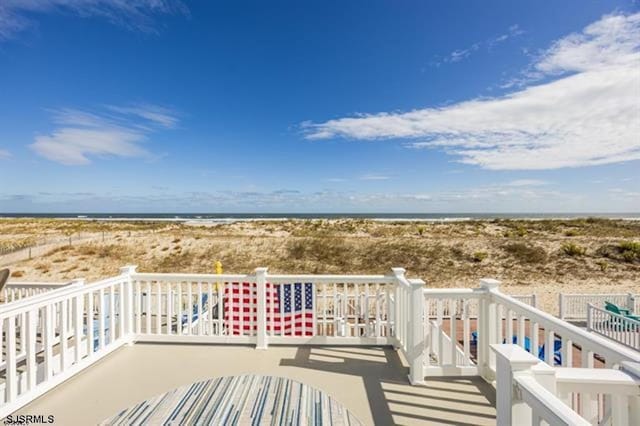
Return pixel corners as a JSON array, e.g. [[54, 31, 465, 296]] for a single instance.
[[19, 344, 496, 425]]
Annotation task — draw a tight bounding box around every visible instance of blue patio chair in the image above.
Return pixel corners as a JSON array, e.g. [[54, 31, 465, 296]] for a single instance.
[[537, 339, 562, 366], [508, 335, 533, 353], [85, 297, 113, 351], [181, 293, 209, 326]]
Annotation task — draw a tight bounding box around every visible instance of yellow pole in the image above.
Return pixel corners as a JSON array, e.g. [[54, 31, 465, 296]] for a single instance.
[[214, 260, 222, 291]]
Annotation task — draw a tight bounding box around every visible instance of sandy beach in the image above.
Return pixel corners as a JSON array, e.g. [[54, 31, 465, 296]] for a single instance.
[[2, 217, 639, 314]]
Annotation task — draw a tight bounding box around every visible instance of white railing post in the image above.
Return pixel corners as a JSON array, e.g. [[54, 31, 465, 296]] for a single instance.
[[628, 293, 636, 314], [491, 344, 540, 426], [255, 267, 268, 350], [620, 362, 640, 425], [559, 293, 565, 320], [586, 303, 593, 332], [120, 265, 137, 342], [408, 278, 426, 385], [479, 278, 500, 380], [391, 268, 406, 348]]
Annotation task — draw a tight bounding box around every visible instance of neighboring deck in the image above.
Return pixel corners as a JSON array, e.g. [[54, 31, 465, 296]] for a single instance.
[[18, 344, 496, 425]]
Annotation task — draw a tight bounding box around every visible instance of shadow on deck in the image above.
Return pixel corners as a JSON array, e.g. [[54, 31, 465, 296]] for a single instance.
[[18, 344, 496, 425]]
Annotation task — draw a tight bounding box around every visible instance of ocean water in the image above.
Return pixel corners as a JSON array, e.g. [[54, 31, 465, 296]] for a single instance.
[[1, 212, 639, 222]]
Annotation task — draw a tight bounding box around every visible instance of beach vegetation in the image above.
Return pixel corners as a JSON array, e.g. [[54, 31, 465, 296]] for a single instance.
[[596, 241, 640, 263], [596, 260, 609, 272], [502, 243, 547, 264], [472, 251, 488, 262], [561, 243, 586, 257]]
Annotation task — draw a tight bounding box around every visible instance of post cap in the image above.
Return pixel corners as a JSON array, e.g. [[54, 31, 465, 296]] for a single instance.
[[490, 344, 539, 370], [70, 278, 85, 286], [530, 362, 555, 377], [254, 267, 269, 274], [119, 265, 138, 275], [479, 278, 500, 290], [391, 267, 406, 277], [408, 278, 426, 288]]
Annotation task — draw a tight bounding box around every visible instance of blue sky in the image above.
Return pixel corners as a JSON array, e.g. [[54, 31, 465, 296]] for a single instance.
[[0, 0, 638, 213]]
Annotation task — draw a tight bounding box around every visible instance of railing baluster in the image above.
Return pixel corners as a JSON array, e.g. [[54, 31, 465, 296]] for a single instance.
[[301, 282, 307, 336], [517, 315, 525, 349], [98, 289, 105, 349], [333, 283, 338, 337], [109, 286, 116, 343], [118, 281, 125, 339], [26, 309, 37, 391], [176, 282, 182, 335], [197, 281, 203, 336], [61, 299, 68, 369], [155, 281, 161, 335], [463, 299, 470, 365], [545, 329, 554, 366], [450, 299, 457, 365], [6, 316, 17, 403], [290, 283, 296, 337], [187, 281, 193, 335], [166, 282, 173, 335], [134, 281, 141, 334], [44, 304, 54, 380], [145, 282, 151, 335], [321, 283, 327, 336], [87, 291, 94, 354], [218, 281, 224, 335], [74, 294, 83, 364], [207, 281, 213, 336]]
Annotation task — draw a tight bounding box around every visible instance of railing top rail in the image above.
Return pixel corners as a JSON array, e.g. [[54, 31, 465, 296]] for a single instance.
[[561, 293, 633, 297], [423, 288, 485, 298], [588, 303, 640, 324], [131, 272, 251, 281], [515, 375, 591, 426], [5, 281, 69, 288], [0, 275, 123, 318], [492, 290, 640, 364], [268, 274, 394, 284]]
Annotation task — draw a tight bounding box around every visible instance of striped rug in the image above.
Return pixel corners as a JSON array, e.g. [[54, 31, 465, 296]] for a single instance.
[[101, 374, 363, 425]]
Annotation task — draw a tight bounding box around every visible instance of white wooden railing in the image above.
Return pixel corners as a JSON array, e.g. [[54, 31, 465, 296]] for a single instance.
[[0, 269, 133, 417], [587, 304, 640, 351], [560, 293, 637, 320], [492, 344, 640, 426], [1, 265, 639, 424], [2, 282, 75, 303]]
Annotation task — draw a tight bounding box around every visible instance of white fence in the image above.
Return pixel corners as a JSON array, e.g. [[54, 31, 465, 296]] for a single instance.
[[587, 304, 640, 351], [493, 344, 640, 426], [559, 293, 637, 320], [3, 282, 75, 303], [1, 266, 639, 425], [0, 273, 131, 416]]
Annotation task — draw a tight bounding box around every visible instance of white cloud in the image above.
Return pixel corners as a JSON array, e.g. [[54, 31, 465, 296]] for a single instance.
[[359, 174, 391, 181], [0, 0, 187, 40], [106, 104, 179, 129], [0, 149, 11, 159], [30, 104, 179, 165], [506, 179, 548, 187], [434, 24, 523, 65], [304, 13, 640, 171]]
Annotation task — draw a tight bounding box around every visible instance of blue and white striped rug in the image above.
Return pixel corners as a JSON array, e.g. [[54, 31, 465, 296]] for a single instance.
[[101, 374, 363, 425]]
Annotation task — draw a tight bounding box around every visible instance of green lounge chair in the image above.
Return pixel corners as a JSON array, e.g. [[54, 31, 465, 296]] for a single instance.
[[604, 301, 640, 328], [605, 301, 640, 319]]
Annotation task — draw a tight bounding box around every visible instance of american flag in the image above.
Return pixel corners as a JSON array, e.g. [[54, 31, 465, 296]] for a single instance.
[[224, 282, 314, 336]]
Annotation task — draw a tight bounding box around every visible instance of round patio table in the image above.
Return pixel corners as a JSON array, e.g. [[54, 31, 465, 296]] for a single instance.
[[101, 374, 362, 425]]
